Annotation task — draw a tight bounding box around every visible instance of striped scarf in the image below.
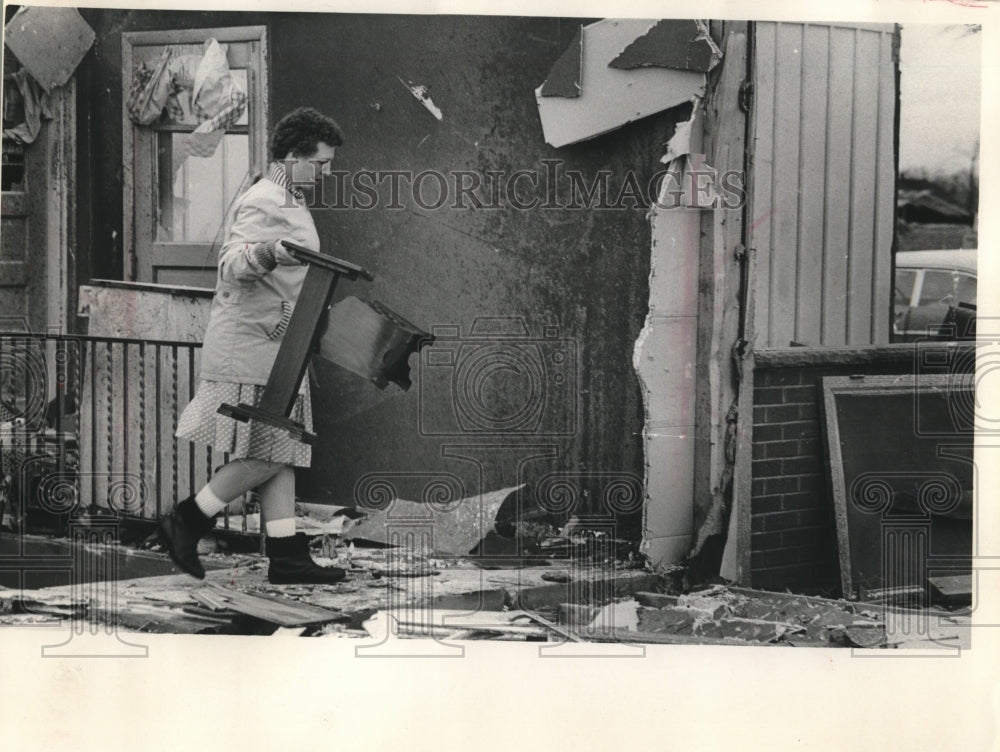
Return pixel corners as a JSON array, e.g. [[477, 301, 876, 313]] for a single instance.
[[266, 161, 306, 204]]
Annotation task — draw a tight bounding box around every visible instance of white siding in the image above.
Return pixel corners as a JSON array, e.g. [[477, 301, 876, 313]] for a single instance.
[[748, 22, 897, 347]]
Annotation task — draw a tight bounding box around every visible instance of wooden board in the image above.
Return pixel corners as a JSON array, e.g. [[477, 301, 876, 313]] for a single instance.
[[198, 583, 343, 627], [928, 574, 972, 605]]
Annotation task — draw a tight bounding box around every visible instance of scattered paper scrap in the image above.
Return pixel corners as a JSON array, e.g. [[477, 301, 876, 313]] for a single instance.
[[398, 77, 443, 120]]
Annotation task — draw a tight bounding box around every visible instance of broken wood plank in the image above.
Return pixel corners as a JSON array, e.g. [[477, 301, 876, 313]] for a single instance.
[[190, 588, 233, 612], [515, 609, 584, 643], [199, 583, 342, 627], [101, 602, 229, 634], [181, 606, 235, 623], [577, 627, 764, 646], [928, 574, 972, 606], [392, 619, 547, 638]]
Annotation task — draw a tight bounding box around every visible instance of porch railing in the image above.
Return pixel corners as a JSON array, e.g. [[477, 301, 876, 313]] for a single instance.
[[0, 332, 250, 532]]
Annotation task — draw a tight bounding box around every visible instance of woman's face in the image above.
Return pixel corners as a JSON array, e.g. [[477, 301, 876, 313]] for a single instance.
[[284, 141, 337, 185]]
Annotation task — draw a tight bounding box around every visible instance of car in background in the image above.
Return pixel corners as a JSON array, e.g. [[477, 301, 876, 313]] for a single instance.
[[893, 249, 977, 342]]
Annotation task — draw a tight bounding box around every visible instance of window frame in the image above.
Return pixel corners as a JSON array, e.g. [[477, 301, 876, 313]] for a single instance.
[[122, 25, 269, 284]]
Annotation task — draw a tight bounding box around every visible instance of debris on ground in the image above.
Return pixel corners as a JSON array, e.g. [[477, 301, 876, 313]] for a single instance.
[[0, 520, 970, 646], [343, 485, 520, 555]]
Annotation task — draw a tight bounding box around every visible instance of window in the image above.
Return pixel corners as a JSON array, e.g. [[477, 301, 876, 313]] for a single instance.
[[893, 269, 916, 307], [917, 270, 976, 307], [123, 27, 268, 288]]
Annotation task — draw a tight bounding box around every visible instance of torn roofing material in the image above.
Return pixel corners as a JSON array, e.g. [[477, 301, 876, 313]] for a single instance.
[[343, 485, 522, 555], [535, 19, 709, 149], [539, 25, 583, 98], [609, 19, 722, 73]]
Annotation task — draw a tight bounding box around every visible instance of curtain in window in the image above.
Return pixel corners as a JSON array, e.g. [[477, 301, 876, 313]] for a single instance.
[[127, 38, 247, 167]]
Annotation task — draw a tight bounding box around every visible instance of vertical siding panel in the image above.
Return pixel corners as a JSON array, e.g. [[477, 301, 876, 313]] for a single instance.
[[750, 22, 776, 347], [796, 24, 830, 345], [822, 26, 854, 346], [871, 30, 896, 344], [847, 29, 881, 344], [769, 23, 802, 347]]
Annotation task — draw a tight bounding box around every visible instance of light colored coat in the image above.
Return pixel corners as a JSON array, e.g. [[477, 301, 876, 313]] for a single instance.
[[198, 169, 320, 385]]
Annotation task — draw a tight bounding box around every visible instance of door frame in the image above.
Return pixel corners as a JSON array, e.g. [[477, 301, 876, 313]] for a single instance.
[[121, 25, 269, 284]]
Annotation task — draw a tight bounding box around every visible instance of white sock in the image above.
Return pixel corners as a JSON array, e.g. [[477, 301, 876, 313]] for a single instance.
[[265, 518, 296, 538], [194, 485, 229, 517]]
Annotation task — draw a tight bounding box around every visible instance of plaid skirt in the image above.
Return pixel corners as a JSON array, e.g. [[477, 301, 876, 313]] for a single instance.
[[175, 380, 313, 467]]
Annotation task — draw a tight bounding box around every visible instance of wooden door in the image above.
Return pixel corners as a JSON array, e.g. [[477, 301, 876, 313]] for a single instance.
[[123, 27, 268, 288]]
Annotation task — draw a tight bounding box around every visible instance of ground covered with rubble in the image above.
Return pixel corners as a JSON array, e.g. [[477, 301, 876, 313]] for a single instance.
[[0, 529, 971, 649]]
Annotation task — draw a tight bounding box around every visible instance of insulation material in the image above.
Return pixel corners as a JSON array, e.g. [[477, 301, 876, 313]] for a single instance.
[[659, 100, 701, 163], [343, 485, 523, 555], [535, 19, 708, 148], [3, 6, 95, 91], [609, 19, 722, 73], [539, 25, 583, 97]]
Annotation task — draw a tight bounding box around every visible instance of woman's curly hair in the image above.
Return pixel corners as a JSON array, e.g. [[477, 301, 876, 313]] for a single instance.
[[269, 107, 344, 161]]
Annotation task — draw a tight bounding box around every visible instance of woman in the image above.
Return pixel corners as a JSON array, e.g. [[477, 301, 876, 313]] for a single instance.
[[159, 107, 345, 585]]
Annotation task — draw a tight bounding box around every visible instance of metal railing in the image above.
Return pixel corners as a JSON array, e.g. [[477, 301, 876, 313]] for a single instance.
[[0, 332, 250, 533]]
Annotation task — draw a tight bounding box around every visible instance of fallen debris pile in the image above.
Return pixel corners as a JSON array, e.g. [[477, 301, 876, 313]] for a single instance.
[[557, 585, 888, 647]]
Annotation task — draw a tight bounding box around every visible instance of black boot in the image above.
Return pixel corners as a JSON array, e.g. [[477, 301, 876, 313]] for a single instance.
[[158, 495, 217, 580], [266, 533, 346, 585]]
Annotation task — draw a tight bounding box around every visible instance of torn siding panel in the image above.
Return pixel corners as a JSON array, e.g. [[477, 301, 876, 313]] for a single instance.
[[535, 19, 707, 148], [610, 19, 722, 73], [637, 123, 705, 565], [539, 25, 583, 97], [747, 22, 896, 347]]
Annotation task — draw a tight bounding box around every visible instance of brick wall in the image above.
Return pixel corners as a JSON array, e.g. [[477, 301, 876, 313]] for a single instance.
[[749, 343, 975, 593]]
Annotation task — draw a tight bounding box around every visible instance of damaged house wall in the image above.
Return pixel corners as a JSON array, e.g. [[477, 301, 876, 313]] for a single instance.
[[639, 20, 899, 574], [73, 10, 684, 533], [733, 22, 903, 589]]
